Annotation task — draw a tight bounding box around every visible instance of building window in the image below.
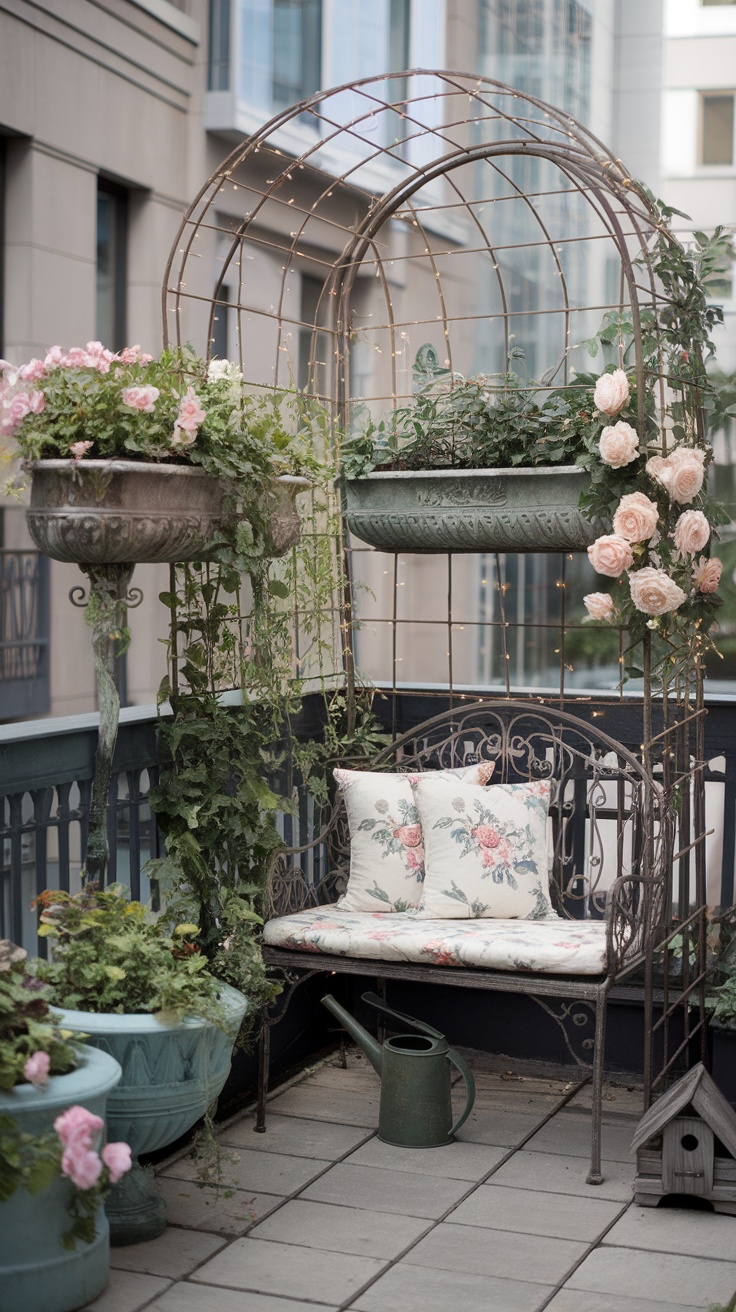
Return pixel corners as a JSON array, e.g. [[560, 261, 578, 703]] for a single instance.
[[208, 0, 230, 91], [96, 181, 127, 352], [272, 0, 322, 112], [211, 285, 230, 360], [298, 273, 328, 393], [700, 93, 735, 165]]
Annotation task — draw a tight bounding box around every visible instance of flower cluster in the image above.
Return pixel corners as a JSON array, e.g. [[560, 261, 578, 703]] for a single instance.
[[54, 1104, 130, 1193], [583, 367, 722, 637]]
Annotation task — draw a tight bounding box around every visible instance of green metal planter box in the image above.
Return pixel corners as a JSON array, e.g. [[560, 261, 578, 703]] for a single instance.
[[343, 466, 602, 554]]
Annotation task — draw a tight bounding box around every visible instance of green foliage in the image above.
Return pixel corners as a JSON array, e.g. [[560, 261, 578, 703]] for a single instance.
[[31, 886, 225, 1024], [0, 939, 79, 1091], [705, 905, 736, 1029]]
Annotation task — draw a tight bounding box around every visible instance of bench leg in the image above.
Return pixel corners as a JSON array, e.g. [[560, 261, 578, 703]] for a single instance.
[[254, 1020, 271, 1133], [587, 989, 607, 1185]]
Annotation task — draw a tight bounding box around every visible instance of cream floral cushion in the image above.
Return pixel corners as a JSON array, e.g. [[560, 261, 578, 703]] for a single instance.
[[263, 908, 609, 977], [412, 776, 553, 920], [334, 763, 495, 912]]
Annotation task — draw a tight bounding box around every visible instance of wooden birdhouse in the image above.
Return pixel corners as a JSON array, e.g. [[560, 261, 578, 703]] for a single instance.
[[632, 1063, 736, 1214]]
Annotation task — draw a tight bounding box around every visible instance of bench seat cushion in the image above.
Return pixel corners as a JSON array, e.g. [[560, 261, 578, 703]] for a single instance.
[[263, 908, 609, 976]]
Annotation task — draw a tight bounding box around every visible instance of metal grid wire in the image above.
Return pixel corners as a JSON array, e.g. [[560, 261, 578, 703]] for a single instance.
[[163, 71, 710, 1087]]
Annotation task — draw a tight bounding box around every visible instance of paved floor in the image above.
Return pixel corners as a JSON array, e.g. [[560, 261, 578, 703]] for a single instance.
[[84, 1050, 736, 1312]]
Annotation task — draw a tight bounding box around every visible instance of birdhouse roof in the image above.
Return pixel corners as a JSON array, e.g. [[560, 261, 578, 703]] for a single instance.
[[632, 1063, 736, 1157]]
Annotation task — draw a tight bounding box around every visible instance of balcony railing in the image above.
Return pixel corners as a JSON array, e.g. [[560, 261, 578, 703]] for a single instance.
[[2, 691, 735, 955], [0, 549, 50, 720]]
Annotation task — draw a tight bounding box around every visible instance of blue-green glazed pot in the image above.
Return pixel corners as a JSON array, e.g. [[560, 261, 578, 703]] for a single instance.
[[0, 1045, 122, 1312], [55, 984, 247, 1245]]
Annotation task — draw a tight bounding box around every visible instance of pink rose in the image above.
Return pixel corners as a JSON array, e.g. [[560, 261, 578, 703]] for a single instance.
[[472, 824, 500, 848], [54, 1104, 104, 1149], [629, 568, 686, 616], [29, 391, 45, 415], [692, 556, 722, 594], [61, 1145, 103, 1191], [23, 1051, 50, 1085], [393, 823, 422, 848], [9, 393, 32, 425], [175, 386, 207, 433], [612, 492, 659, 543], [19, 358, 47, 383], [593, 369, 630, 416], [44, 346, 65, 367], [649, 447, 705, 504], [584, 592, 615, 621], [101, 1141, 132, 1184], [63, 347, 90, 368], [122, 385, 160, 413], [673, 509, 710, 555], [587, 535, 634, 578], [599, 421, 639, 468], [405, 847, 425, 872], [70, 440, 94, 459]]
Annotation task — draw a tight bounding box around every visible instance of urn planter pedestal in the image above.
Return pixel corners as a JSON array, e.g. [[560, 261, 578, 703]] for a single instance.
[[55, 984, 248, 1245], [0, 1046, 122, 1312], [344, 466, 601, 554]]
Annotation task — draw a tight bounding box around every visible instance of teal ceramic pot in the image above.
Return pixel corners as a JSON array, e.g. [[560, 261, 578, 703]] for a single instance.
[[343, 467, 605, 553], [0, 1045, 122, 1312], [55, 984, 248, 1245]]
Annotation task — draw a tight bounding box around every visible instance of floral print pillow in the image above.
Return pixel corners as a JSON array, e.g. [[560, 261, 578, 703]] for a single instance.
[[411, 776, 554, 920], [334, 763, 495, 912]]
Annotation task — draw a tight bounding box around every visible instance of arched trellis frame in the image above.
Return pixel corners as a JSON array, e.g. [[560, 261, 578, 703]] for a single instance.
[[163, 71, 713, 1091]]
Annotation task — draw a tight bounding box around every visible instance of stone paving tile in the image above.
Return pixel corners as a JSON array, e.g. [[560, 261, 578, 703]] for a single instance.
[[448, 1183, 625, 1240], [190, 1236, 386, 1304], [147, 1283, 338, 1312], [544, 1291, 707, 1312], [490, 1149, 635, 1201], [250, 1197, 432, 1257], [605, 1206, 736, 1261], [83, 1270, 172, 1312], [219, 1113, 372, 1159], [567, 1084, 644, 1116], [345, 1135, 506, 1180], [301, 1160, 470, 1218], [266, 1082, 380, 1126], [524, 1110, 635, 1162], [468, 1087, 563, 1115], [565, 1246, 736, 1307], [306, 1062, 380, 1092], [351, 1263, 555, 1312], [403, 1220, 588, 1286], [163, 1146, 332, 1195], [456, 1108, 553, 1147], [110, 1227, 227, 1279], [153, 1176, 283, 1235]]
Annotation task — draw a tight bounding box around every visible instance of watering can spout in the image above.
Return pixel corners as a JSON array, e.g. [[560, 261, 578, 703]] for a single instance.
[[321, 994, 383, 1077]]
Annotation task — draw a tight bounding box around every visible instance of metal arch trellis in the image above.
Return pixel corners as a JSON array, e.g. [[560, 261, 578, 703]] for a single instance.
[[162, 69, 710, 1095]]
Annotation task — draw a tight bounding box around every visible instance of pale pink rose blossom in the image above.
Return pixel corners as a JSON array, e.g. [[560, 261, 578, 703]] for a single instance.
[[118, 345, 144, 364], [472, 824, 501, 848], [673, 510, 710, 555], [70, 440, 94, 459], [692, 556, 723, 594], [54, 1104, 104, 1149], [598, 421, 639, 468], [19, 358, 46, 383], [101, 1141, 132, 1184], [138, 352, 153, 365], [405, 847, 425, 873], [121, 385, 160, 413], [648, 447, 706, 504], [593, 369, 630, 416], [44, 346, 64, 367], [29, 391, 45, 415], [61, 1145, 103, 1191], [583, 592, 615, 621], [8, 393, 32, 426], [629, 568, 686, 616], [587, 535, 634, 578], [176, 386, 207, 433], [23, 1051, 50, 1085], [0, 358, 15, 373], [612, 492, 659, 543], [393, 823, 422, 848], [63, 347, 90, 368]]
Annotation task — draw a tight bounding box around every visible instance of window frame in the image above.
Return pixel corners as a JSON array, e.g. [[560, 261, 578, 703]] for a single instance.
[[698, 90, 736, 167]]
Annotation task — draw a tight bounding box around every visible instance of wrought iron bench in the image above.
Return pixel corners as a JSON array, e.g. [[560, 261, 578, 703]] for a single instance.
[[258, 699, 666, 1183]]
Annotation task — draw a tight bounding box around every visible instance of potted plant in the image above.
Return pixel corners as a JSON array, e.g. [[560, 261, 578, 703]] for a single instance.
[[0, 939, 130, 1311], [341, 343, 609, 553], [31, 885, 248, 1246]]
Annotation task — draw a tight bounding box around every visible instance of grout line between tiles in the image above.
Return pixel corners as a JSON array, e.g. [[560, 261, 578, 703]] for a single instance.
[[533, 1197, 634, 1312]]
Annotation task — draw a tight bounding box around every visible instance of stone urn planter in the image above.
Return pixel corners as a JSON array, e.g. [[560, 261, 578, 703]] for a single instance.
[[343, 466, 602, 553], [54, 983, 248, 1245], [0, 1045, 122, 1312]]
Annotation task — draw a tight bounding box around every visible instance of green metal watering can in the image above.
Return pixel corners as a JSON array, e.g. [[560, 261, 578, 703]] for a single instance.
[[321, 991, 475, 1148]]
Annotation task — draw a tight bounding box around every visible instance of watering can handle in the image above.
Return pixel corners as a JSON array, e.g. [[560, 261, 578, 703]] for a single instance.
[[448, 1047, 476, 1138], [361, 990, 445, 1040]]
